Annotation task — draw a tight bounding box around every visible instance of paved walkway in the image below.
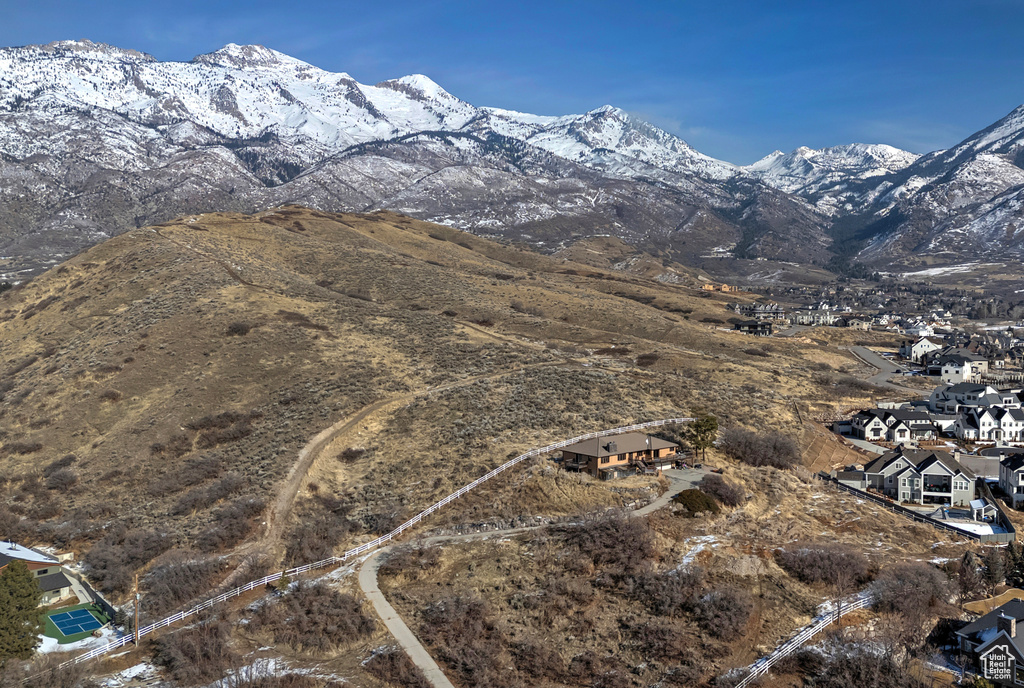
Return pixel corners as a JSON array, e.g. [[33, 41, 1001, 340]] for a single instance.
[[358, 465, 706, 687], [359, 549, 457, 688]]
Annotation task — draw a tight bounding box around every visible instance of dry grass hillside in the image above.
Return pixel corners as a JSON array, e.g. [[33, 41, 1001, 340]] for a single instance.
[[0, 206, 976, 687], [0, 215, 917, 610]]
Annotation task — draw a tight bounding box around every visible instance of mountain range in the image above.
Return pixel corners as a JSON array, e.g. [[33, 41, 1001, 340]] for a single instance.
[[1, 39, 1022, 278]]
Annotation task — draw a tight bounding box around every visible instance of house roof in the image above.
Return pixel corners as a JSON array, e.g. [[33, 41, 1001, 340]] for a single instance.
[[947, 383, 991, 395], [864, 447, 974, 480], [0, 542, 58, 569], [959, 599, 1024, 639], [36, 571, 72, 593], [562, 432, 678, 458]]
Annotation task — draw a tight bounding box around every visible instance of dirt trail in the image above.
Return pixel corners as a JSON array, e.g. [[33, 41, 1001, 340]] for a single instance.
[[260, 360, 566, 562]]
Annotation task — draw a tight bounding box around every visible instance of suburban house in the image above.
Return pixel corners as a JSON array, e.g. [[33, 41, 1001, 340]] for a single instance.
[[561, 432, 679, 479], [849, 408, 937, 443], [955, 407, 1024, 442], [734, 320, 773, 336], [999, 452, 1024, 508], [0, 541, 77, 606], [836, 447, 976, 506], [900, 336, 945, 363], [941, 353, 990, 384], [928, 383, 1021, 415], [956, 599, 1024, 685]]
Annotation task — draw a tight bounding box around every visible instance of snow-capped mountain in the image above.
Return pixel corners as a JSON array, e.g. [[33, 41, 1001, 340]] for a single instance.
[[744, 144, 920, 214], [0, 40, 831, 276], [0, 39, 1021, 276], [855, 105, 1024, 265]]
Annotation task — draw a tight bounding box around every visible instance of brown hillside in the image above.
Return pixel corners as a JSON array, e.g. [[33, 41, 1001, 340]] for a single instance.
[[0, 206, 884, 595]]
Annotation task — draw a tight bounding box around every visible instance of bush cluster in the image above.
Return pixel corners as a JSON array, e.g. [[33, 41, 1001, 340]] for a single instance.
[[195, 497, 266, 552], [775, 543, 872, 586], [143, 555, 225, 618], [698, 474, 744, 507], [153, 616, 237, 685], [171, 473, 246, 515], [719, 427, 800, 469], [84, 528, 173, 594], [421, 593, 507, 685], [249, 582, 376, 653], [363, 647, 431, 688]]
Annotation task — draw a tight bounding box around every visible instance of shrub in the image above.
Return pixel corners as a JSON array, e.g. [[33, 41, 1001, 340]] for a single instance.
[[379, 544, 441, 579], [249, 582, 375, 652], [561, 512, 655, 586], [636, 353, 660, 367], [227, 321, 253, 336], [44, 469, 78, 492], [195, 497, 266, 552], [42, 455, 76, 477], [699, 474, 744, 507], [693, 588, 753, 639], [153, 617, 238, 685], [672, 489, 720, 516], [871, 562, 953, 615], [509, 642, 564, 682], [421, 593, 507, 685], [143, 555, 226, 618], [339, 447, 366, 462], [98, 389, 121, 402], [775, 543, 872, 586], [719, 427, 800, 469], [4, 442, 42, 455], [363, 647, 431, 688]]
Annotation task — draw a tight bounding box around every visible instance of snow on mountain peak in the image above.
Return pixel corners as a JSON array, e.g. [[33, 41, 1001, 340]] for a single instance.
[[191, 43, 312, 69], [1, 39, 155, 63]]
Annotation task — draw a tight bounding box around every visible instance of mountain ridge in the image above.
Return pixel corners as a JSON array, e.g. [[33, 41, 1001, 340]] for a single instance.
[[0, 40, 1022, 277]]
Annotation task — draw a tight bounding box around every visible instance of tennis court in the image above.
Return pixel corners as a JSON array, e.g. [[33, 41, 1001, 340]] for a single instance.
[[49, 608, 103, 636]]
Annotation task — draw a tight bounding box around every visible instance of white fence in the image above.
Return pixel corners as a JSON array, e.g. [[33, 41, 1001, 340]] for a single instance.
[[55, 417, 694, 671], [734, 594, 872, 688]]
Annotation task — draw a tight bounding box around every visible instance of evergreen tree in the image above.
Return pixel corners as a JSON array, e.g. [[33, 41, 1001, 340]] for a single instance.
[[684, 413, 718, 460], [0, 560, 43, 665]]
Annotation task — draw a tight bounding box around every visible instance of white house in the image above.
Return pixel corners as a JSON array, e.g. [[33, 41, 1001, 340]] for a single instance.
[[999, 453, 1024, 508], [900, 336, 945, 364]]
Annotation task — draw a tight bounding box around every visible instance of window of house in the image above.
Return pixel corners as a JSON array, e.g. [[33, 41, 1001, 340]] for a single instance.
[[601, 456, 610, 464]]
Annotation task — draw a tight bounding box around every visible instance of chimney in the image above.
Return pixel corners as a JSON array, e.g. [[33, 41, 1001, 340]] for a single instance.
[[607, 441, 617, 454], [998, 613, 1017, 639]]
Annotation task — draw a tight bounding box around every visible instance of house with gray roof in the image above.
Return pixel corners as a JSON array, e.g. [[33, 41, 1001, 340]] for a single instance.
[[837, 447, 976, 506], [956, 599, 1024, 685]]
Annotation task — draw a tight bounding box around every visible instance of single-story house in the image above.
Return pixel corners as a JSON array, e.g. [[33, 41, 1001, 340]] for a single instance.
[[561, 432, 679, 479]]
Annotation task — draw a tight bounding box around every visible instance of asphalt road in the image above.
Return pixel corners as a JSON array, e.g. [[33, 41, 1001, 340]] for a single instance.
[[849, 346, 920, 394]]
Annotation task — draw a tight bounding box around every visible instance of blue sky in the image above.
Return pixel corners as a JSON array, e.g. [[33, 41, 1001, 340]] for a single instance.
[[3, 0, 1023, 164]]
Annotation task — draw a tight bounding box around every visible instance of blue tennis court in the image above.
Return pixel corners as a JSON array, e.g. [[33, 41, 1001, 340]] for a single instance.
[[49, 608, 102, 636]]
